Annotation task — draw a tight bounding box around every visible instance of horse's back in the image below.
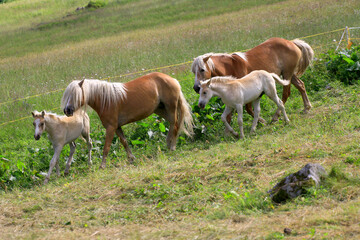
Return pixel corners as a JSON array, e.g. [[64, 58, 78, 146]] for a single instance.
[[245, 38, 301, 75], [134, 72, 181, 96]]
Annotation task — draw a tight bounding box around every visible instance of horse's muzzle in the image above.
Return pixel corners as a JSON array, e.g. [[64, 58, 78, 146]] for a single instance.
[[34, 135, 41, 140], [64, 107, 74, 117], [193, 84, 200, 94], [198, 102, 206, 109]]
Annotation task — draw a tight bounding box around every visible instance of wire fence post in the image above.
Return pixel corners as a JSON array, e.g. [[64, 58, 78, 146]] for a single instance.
[[335, 27, 347, 51]]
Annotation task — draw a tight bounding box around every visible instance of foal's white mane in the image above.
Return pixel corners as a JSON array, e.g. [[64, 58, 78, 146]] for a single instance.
[[61, 79, 127, 111], [210, 76, 238, 84], [201, 76, 238, 89], [191, 52, 246, 73]]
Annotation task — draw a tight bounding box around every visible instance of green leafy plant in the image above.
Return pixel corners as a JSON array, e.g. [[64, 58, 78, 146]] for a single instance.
[[191, 97, 225, 139], [86, 0, 107, 9], [325, 45, 360, 85]]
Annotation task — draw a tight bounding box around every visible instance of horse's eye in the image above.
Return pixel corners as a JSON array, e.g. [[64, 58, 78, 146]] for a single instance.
[[203, 91, 207, 95], [200, 69, 205, 72], [40, 123, 44, 127]]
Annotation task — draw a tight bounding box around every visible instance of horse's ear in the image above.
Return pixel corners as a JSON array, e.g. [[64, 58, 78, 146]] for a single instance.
[[203, 56, 210, 63], [79, 79, 85, 88], [41, 111, 45, 117], [31, 111, 35, 117]]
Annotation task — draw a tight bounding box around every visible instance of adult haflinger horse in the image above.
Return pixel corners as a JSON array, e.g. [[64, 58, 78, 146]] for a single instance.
[[61, 72, 193, 168], [192, 37, 314, 121], [198, 70, 290, 139]]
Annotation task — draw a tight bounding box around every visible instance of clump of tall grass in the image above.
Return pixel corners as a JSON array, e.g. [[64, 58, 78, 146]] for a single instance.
[[86, 0, 107, 9]]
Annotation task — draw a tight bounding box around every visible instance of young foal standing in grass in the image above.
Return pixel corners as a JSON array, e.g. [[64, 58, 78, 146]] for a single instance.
[[61, 72, 193, 169], [198, 70, 290, 139], [192, 37, 314, 122], [32, 110, 92, 184]]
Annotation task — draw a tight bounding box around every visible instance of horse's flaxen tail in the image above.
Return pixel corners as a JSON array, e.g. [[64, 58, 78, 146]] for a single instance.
[[177, 91, 194, 137], [270, 73, 291, 86], [292, 39, 314, 77]]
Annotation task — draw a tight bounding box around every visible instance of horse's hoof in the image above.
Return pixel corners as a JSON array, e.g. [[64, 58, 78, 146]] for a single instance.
[[258, 118, 267, 125], [271, 118, 279, 124], [128, 156, 136, 164], [99, 165, 106, 169], [301, 109, 310, 114]]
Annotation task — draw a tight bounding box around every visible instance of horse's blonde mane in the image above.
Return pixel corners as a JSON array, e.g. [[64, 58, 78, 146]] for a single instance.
[[61, 79, 127, 111], [210, 76, 238, 84]]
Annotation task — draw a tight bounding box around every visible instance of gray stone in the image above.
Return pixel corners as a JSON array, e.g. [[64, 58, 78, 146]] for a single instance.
[[268, 163, 327, 203]]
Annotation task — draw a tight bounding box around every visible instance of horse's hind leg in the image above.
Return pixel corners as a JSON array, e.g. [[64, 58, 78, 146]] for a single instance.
[[267, 87, 290, 124], [250, 99, 261, 135], [245, 103, 266, 124], [44, 145, 63, 184], [116, 127, 136, 164], [156, 100, 178, 151], [55, 157, 60, 177], [82, 127, 93, 167], [291, 75, 312, 113], [64, 142, 76, 176], [273, 76, 292, 122]]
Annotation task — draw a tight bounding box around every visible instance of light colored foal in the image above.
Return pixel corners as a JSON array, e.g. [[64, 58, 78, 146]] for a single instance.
[[198, 70, 290, 139], [32, 110, 92, 184]]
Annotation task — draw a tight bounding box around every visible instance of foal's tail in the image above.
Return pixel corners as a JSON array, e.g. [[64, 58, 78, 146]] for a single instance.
[[178, 91, 194, 137], [292, 39, 314, 77], [270, 73, 291, 86]]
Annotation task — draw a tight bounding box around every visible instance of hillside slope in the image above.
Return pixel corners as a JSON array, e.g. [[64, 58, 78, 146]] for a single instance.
[[1, 0, 360, 238]]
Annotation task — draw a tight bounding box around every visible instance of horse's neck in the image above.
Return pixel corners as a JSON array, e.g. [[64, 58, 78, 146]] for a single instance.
[[211, 82, 232, 98], [43, 115, 59, 137], [86, 95, 107, 115]]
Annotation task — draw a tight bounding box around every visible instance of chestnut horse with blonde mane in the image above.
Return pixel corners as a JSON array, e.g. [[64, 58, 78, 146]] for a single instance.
[[192, 37, 314, 122], [61, 72, 193, 168]]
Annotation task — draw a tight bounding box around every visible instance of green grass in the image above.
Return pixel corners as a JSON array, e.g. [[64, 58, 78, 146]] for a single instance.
[[1, 0, 360, 238]]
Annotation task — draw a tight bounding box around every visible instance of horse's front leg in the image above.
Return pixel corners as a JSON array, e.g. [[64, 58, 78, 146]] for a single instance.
[[44, 145, 63, 184], [64, 142, 76, 176], [221, 106, 239, 138], [100, 126, 116, 169], [116, 127, 136, 164], [235, 104, 245, 139]]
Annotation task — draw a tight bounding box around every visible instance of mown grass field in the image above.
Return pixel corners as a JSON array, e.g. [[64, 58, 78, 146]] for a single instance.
[[1, 0, 360, 239]]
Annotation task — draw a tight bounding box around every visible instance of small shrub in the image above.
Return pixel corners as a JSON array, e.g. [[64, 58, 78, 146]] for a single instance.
[[325, 45, 360, 85], [191, 97, 225, 139], [86, 0, 107, 9], [0, 0, 15, 4], [301, 57, 331, 92]]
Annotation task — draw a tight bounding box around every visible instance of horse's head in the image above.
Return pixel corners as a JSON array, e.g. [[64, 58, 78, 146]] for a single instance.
[[62, 80, 85, 116], [198, 79, 214, 109], [192, 54, 213, 93], [32, 111, 46, 140]]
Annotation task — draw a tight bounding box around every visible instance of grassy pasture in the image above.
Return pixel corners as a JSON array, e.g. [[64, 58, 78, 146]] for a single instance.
[[1, 0, 360, 239]]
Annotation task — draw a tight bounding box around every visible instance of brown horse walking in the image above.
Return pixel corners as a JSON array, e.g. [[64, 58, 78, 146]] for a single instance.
[[192, 37, 314, 122], [61, 72, 193, 168]]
